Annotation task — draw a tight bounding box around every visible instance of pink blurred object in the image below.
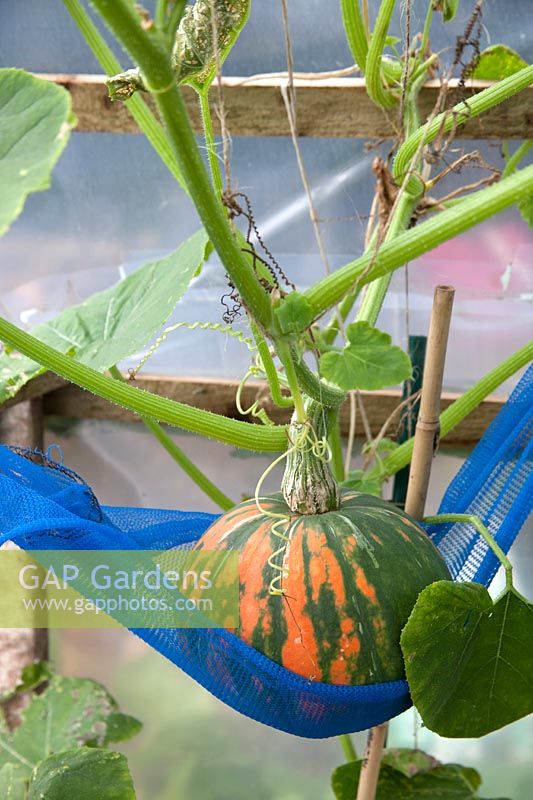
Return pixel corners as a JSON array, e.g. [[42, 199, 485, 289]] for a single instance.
[[412, 217, 533, 298]]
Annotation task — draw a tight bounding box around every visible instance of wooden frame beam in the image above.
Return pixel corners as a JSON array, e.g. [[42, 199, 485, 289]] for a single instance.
[[39, 74, 533, 139], [0, 373, 503, 444]]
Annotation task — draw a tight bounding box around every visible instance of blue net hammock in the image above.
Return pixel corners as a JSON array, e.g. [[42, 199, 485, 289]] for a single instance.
[[0, 363, 531, 739]]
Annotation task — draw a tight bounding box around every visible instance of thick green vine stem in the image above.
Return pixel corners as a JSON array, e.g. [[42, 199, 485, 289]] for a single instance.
[[304, 165, 533, 321], [0, 316, 288, 453], [291, 345, 347, 408], [281, 398, 340, 515], [340, 0, 368, 72], [394, 64, 533, 194], [424, 514, 514, 591], [364, 0, 397, 109], [366, 338, 533, 482], [503, 140, 533, 178], [109, 366, 234, 510], [199, 89, 224, 199], [90, 0, 273, 332], [250, 322, 294, 409], [356, 190, 416, 326], [63, 0, 189, 193]]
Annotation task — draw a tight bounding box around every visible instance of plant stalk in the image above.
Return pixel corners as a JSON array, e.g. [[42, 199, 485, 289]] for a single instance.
[[0, 317, 287, 453], [357, 285, 454, 800], [63, 0, 188, 192], [394, 64, 533, 193], [502, 140, 533, 178], [339, 732, 358, 762], [364, 0, 397, 109], [109, 367, 234, 510], [340, 0, 369, 72], [88, 0, 273, 332], [304, 165, 533, 321], [356, 191, 416, 326], [199, 90, 224, 199]]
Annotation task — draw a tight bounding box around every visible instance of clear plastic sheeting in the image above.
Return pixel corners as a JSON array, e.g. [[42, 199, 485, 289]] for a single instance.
[[0, 131, 531, 387]]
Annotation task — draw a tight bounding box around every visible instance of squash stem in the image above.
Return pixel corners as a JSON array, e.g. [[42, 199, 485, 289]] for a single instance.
[[199, 89, 224, 199], [339, 733, 358, 762]]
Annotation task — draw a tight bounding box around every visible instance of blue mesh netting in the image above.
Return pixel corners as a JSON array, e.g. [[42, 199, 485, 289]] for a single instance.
[[0, 363, 531, 738]]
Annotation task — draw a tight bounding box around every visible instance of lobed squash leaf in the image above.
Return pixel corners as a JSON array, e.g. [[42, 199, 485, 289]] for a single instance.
[[472, 44, 528, 81], [0, 228, 210, 403], [332, 748, 508, 799], [319, 321, 412, 391], [0, 676, 141, 779], [0, 69, 75, 238], [29, 747, 136, 800], [401, 581, 533, 737]]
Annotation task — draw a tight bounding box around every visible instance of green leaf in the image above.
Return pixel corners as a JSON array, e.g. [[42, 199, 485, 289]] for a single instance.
[[319, 322, 412, 391], [401, 582, 533, 737], [362, 437, 398, 456], [103, 713, 143, 745], [171, 0, 251, 91], [0, 661, 52, 703], [0, 69, 75, 237], [341, 469, 382, 497], [0, 763, 28, 800], [0, 676, 140, 778], [472, 45, 528, 81], [274, 292, 314, 335], [29, 748, 135, 800], [0, 228, 210, 403], [432, 0, 460, 23], [332, 751, 508, 800]]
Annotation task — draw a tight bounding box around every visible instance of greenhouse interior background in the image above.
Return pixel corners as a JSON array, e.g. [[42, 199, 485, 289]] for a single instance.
[[0, 1, 532, 798]]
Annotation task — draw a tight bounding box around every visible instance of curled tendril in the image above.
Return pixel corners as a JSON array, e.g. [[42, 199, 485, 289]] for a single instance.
[[128, 321, 256, 380], [253, 423, 332, 596], [235, 368, 275, 427]]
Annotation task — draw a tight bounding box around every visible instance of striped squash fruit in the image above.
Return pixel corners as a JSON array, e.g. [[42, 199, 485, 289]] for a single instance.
[[195, 490, 451, 686]]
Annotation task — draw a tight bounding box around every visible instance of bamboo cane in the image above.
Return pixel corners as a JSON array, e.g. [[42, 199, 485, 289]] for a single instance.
[[355, 285, 455, 800]]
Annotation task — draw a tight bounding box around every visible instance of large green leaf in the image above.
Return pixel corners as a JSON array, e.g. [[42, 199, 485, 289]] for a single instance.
[[319, 321, 412, 391], [401, 582, 533, 737], [0, 228, 210, 403], [0, 763, 27, 800], [0, 676, 141, 779], [0, 69, 75, 237], [29, 748, 135, 800], [472, 45, 528, 81], [332, 749, 508, 800], [171, 0, 251, 91]]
